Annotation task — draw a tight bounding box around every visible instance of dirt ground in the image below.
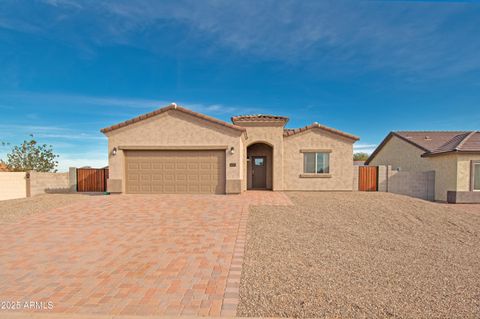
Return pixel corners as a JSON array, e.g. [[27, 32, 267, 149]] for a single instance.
[[0, 194, 97, 223], [238, 192, 480, 318]]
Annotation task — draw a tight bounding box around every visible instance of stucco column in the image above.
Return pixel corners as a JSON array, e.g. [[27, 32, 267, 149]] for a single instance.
[[273, 143, 284, 190], [68, 167, 77, 192]]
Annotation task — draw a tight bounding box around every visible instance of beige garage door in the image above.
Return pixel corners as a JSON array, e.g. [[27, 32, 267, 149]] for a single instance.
[[125, 150, 226, 194]]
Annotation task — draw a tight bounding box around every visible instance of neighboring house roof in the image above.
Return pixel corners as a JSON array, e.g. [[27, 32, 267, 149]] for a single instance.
[[353, 160, 366, 166], [231, 114, 289, 123], [366, 131, 480, 164], [424, 131, 480, 156], [0, 163, 9, 172], [100, 103, 246, 134], [284, 123, 359, 141]]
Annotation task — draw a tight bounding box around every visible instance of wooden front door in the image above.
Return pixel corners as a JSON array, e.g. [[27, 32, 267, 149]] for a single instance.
[[252, 156, 267, 189]]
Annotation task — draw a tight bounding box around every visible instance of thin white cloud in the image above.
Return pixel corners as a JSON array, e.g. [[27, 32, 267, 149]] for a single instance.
[[354, 144, 377, 154], [354, 143, 377, 149], [26, 0, 480, 77], [0, 124, 67, 132], [35, 133, 106, 140], [2, 91, 162, 109], [0, 91, 261, 116], [1, 0, 477, 80], [41, 0, 83, 8]]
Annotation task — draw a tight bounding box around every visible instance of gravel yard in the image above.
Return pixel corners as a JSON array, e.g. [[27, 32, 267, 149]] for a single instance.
[[238, 192, 480, 318], [0, 194, 96, 223]]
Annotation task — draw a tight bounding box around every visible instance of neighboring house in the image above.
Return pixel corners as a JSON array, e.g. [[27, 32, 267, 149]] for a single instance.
[[366, 131, 480, 203], [353, 160, 366, 166], [101, 104, 359, 194]]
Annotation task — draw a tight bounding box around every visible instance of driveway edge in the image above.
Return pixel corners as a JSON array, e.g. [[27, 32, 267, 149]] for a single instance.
[[220, 204, 249, 317]]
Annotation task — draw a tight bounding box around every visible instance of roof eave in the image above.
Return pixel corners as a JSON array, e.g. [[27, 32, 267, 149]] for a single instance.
[[421, 150, 480, 157]]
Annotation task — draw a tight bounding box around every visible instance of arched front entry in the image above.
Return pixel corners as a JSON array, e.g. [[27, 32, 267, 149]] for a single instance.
[[247, 142, 273, 190]]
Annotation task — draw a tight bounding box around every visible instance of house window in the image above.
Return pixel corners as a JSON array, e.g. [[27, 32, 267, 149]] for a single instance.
[[474, 162, 480, 191], [254, 158, 265, 166], [304, 152, 330, 174]]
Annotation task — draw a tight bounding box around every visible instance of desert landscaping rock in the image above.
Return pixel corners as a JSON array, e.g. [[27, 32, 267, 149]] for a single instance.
[[238, 192, 480, 318], [0, 194, 96, 223]]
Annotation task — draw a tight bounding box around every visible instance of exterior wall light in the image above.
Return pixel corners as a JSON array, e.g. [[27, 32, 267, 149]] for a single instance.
[[230, 146, 235, 155], [112, 147, 117, 156]]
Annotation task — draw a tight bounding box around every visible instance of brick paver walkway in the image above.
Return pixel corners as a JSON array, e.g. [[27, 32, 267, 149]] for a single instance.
[[0, 191, 292, 317]]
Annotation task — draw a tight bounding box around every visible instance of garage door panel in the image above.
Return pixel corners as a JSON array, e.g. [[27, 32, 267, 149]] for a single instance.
[[164, 163, 175, 169], [188, 175, 199, 181], [164, 174, 174, 181], [176, 163, 188, 169], [127, 174, 139, 181], [140, 185, 151, 192], [152, 163, 163, 170], [175, 174, 187, 181], [125, 150, 225, 194], [164, 185, 175, 193], [128, 163, 140, 170], [152, 185, 163, 192], [151, 174, 163, 181]]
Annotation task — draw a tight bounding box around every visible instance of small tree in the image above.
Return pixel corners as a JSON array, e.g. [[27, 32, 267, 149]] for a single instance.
[[353, 152, 369, 161], [4, 135, 59, 172]]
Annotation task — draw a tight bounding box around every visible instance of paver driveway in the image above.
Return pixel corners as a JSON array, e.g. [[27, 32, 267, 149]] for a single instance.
[[0, 192, 292, 317]]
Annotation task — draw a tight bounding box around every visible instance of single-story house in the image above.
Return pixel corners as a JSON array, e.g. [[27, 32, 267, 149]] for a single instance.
[[366, 131, 480, 203], [100, 103, 359, 194]]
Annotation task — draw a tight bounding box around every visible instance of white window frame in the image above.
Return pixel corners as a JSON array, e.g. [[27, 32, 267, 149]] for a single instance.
[[303, 152, 330, 174], [472, 161, 480, 191]]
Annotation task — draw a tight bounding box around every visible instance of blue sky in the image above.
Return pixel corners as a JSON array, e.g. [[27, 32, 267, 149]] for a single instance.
[[1, 0, 480, 171]]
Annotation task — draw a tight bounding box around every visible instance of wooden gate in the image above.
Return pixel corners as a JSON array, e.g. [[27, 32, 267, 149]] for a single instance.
[[358, 166, 378, 191], [77, 168, 108, 192]]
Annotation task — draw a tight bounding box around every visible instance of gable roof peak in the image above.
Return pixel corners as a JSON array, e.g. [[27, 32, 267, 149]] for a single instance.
[[100, 103, 246, 134], [284, 122, 359, 141]]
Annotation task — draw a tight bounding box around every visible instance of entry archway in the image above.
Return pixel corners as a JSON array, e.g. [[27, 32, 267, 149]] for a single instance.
[[247, 142, 273, 190]]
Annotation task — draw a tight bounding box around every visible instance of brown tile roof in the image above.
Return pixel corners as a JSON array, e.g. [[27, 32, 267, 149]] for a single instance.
[[284, 123, 359, 141], [366, 131, 480, 164], [101, 103, 246, 134], [394, 131, 470, 152], [423, 131, 480, 156], [231, 114, 289, 123]]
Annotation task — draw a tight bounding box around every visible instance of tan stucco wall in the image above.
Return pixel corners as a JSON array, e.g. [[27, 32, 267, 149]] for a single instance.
[[283, 129, 354, 191], [29, 171, 70, 196], [369, 135, 431, 172], [426, 155, 458, 202], [0, 172, 27, 201], [240, 123, 285, 191], [105, 110, 243, 194]]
